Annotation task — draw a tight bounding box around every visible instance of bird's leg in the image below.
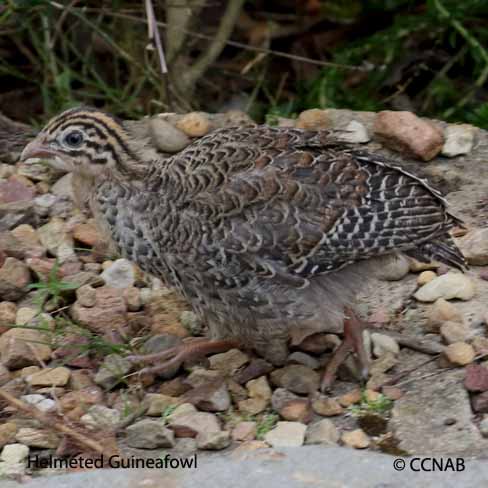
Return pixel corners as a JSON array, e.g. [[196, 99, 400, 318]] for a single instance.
[[321, 307, 369, 392], [127, 337, 239, 376]]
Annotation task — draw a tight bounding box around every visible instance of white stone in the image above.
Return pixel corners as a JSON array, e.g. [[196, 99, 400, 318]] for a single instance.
[[371, 333, 400, 357], [339, 121, 370, 143], [100, 258, 135, 288], [414, 273, 475, 302], [442, 124, 475, 157], [20, 394, 56, 412], [0, 443, 29, 463], [264, 421, 306, 447], [51, 173, 74, 198], [456, 228, 488, 265]]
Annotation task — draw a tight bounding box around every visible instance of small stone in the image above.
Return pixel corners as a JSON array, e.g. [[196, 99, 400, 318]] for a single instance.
[[21, 394, 56, 412], [341, 429, 370, 449], [182, 382, 231, 412], [382, 386, 403, 400], [472, 337, 488, 356], [0, 257, 31, 301], [150, 118, 191, 152], [10, 224, 44, 257], [312, 396, 344, 417], [179, 311, 202, 335], [238, 397, 268, 416], [168, 411, 221, 438], [298, 333, 340, 354], [81, 405, 121, 430], [271, 388, 301, 411], [456, 228, 488, 265], [123, 287, 141, 311], [15, 306, 37, 325], [305, 419, 339, 445], [365, 389, 381, 402], [442, 124, 476, 157], [279, 399, 313, 423], [0, 364, 10, 386], [176, 112, 212, 137], [59, 386, 104, 412], [196, 430, 231, 450], [287, 351, 319, 370], [0, 423, 17, 448], [270, 365, 320, 394], [464, 364, 488, 392], [296, 109, 331, 129], [418, 270, 437, 285], [126, 419, 175, 449], [232, 421, 257, 441], [100, 259, 135, 288], [0, 328, 51, 369], [414, 273, 475, 302], [338, 389, 362, 407], [26, 367, 70, 386], [427, 298, 464, 332], [165, 403, 197, 421], [234, 358, 273, 384], [471, 392, 488, 413], [376, 254, 410, 281], [0, 301, 16, 333], [479, 416, 488, 437], [0, 443, 29, 464], [338, 120, 370, 143], [0, 176, 35, 203], [94, 354, 132, 389], [15, 428, 59, 448], [264, 421, 306, 447], [440, 321, 471, 344], [443, 342, 475, 366], [371, 333, 400, 357], [247, 376, 272, 401], [185, 368, 223, 388], [370, 352, 398, 376], [209, 349, 249, 375], [144, 393, 181, 416], [373, 111, 443, 161], [37, 218, 75, 262], [76, 284, 97, 307]]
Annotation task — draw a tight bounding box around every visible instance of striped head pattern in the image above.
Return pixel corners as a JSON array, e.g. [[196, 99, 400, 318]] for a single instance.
[[21, 107, 136, 177]]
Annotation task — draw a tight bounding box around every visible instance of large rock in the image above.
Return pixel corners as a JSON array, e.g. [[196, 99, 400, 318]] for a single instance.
[[126, 419, 175, 449], [0, 257, 31, 301], [0, 328, 51, 369]]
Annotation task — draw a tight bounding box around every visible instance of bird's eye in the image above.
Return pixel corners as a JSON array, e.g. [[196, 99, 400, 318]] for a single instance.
[[63, 130, 84, 148]]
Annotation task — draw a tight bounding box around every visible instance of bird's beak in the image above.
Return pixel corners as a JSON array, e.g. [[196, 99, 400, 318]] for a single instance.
[[20, 137, 58, 162]]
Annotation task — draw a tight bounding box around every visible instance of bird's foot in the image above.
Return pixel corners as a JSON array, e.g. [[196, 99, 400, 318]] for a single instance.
[[321, 307, 369, 392], [126, 337, 239, 376]]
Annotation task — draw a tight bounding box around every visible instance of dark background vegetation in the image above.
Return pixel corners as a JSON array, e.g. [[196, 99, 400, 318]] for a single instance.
[[0, 0, 487, 128]]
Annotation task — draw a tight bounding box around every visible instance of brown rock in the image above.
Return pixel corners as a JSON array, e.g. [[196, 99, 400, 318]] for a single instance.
[[270, 365, 320, 394], [456, 228, 488, 265], [471, 391, 488, 413], [26, 367, 71, 386], [232, 421, 257, 441], [0, 422, 17, 448], [145, 289, 189, 338], [312, 396, 344, 417], [0, 363, 11, 385], [341, 429, 370, 449], [159, 376, 192, 397], [59, 386, 104, 413], [176, 112, 212, 137], [75, 284, 97, 308], [381, 386, 403, 400], [70, 286, 127, 334], [443, 342, 475, 366], [182, 381, 231, 412], [10, 224, 44, 258], [145, 393, 181, 416], [0, 301, 16, 334], [196, 430, 231, 450], [246, 376, 272, 401], [168, 411, 221, 438], [69, 369, 96, 390], [417, 271, 437, 286], [440, 321, 471, 344], [464, 364, 488, 392], [15, 428, 59, 448], [0, 176, 35, 203], [0, 327, 51, 368], [472, 337, 488, 356], [373, 111, 443, 161], [338, 388, 362, 407], [427, 298, 464, 332], [297, 333, 338, 354], [296, 109, 331, 129], [305, 419, 340, 445], [238, 397, 268, 415], [234, 358, 273, 384], [72, 222, 100, 247], [123, 287, 142, 311], [279, 399, 313, 423], [209, 348, 249, 375], [0, 257, 31, 300]]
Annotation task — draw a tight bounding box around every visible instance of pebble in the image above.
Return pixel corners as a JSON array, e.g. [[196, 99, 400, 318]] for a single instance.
[[232, 421, 257, 441], [185, 368, 223, 388], [126, 419, 175, 449], [150, 118, 191, 152], [456, 228, 488, 265], [338, 389, 362, 407], [305, 419, 340, 445], [271, 388, 301, 411], [287, 351, 319, 370], [179, 311, 202, 335], [264, 421, 306, 447], [59, 386, 104, 413], [15, 428, 59, 449], [296, 109, 331, 129], [311, 396, 344, 417], [176, 112, 212, 137], [234, 358, 273, 384], [196, 430, 231, 450], [37, 218, 75, 262], [32, 193, 57, 217], [20, 394, 56, 412], [279, 399, 313, 423], [464, 364, 488, 392], [472, 337, 488, 356], [427, 298, 464, 332], [80, 405, 121, 430], [209, 349, 249, 375], [373, 111, 443, 161], [26, 366, 71, 386], [0, 176, 35, 204], [341, 429, 370, 449], [247, 376, 272, 401], [338, 120, 370, 143], [123, 286, 142, 311], [15, 306, 37, 325], [442, 124, 476, 157], [0, 443, 29, 477], [145, 393, 181, 416], [376, 254, 410, 281], [471, 392, 488, 413], [76, 284, 97, 307], [443, 342, 475, 366], [370, 333, 400, 357], [382, 386, 404, 401], [182, 382, 231, 412], [94, 354, 132, 389], [168, 411, 221, 438], [72, 222, 99, 247], [270, 365, 320, 394], [0, 328, 52, 369], [0, 301, 16, 333], [440, 321, 471, 344], [417, 270, 437, 285], [298, 333, 339, 354], [100, 258, 135, 288], [0, 257, 31, 301], [0, 364, 10, 386], [414, 273, 475, 302], [238, 397, 268, 416], [0, 423, 17, 449]]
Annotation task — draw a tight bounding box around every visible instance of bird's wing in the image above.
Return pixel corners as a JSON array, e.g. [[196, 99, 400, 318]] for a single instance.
[[168, 126, 463, 288]]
